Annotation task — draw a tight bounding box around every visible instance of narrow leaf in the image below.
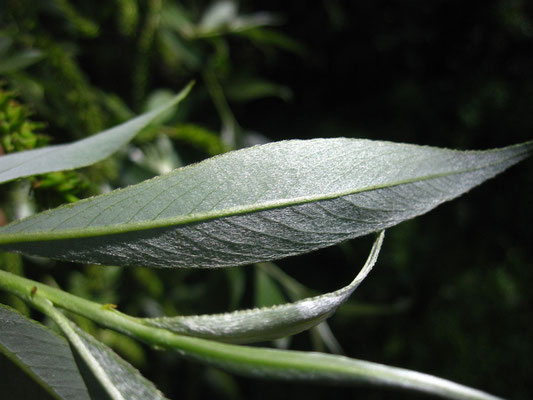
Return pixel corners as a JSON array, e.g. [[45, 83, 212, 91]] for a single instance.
[[0, 82, 193, 184], [42, 303, 168, 400], [143, 231, 383, 343], [0, 139, 530, 268], [0, 304, 90, 400]]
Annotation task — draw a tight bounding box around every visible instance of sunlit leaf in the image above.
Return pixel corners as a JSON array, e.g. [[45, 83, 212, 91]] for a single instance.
[[0, 139, 530, 268], [0, 82, 193, 184]]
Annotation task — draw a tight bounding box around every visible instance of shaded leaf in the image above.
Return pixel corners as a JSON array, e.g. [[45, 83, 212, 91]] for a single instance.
[[224, 77, 292, 102], [0, 139, 530, 268], [143, 231, 383, 343], [254, 266, 286, 307], [237, 28, 306, 55], [0, 82, 193, 184], [44, 305, 168, 400], [0, 49, 44, 74], [0, 304, 90, 400]]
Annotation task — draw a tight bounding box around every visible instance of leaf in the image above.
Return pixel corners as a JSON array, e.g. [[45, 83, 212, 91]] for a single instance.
[[0, 139, 531, 268], [237, 28, 306, 55], [254, 265, 287, 308], [0, 304, 90, 400], [142, 231, 383, 344], [224, 77, 293, 102], [195, 1, 278, 38], [0, 82, 193, 184], [43, 303, 168, 400], [0, 49, 45, 74]]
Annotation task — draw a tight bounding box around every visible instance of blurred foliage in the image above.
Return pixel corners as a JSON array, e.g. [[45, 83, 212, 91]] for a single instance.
[[0, 1, 532, 399]]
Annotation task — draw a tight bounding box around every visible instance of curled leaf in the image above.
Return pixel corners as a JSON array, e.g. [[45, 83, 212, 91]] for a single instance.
[[144, 231, 384, 343]]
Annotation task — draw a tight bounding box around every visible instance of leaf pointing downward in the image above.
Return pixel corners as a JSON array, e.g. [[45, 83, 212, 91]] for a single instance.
[[0, 139, 531, 268], [144, 231, 384, 343]]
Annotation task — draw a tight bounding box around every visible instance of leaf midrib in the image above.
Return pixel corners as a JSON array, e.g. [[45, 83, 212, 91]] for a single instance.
[[0, 147, 527, 245]]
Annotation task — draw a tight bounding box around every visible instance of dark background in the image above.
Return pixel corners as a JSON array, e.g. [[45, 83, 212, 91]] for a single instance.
[[1, 1, 532, 399]]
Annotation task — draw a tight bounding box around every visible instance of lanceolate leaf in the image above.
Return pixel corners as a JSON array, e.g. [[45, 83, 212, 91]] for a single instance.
[[0, 139, 531, 267], [0, 82, 193, 184], [0, 304, 90, 400], [143, 231, 384, 344], [42, 304, 168, 400]]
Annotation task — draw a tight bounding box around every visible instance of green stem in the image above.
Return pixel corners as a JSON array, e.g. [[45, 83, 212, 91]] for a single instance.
[[0, 269, 503, 400]]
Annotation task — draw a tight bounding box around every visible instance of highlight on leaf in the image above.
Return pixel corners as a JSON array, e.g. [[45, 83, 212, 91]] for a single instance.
[[0, 139, 530, 269]]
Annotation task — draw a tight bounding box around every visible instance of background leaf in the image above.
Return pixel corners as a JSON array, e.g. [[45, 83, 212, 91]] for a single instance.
[[0, 304, 90, 400], [0, 139, 530, 268], [0, 82, 193, 184], [0, 49, 44, 74]]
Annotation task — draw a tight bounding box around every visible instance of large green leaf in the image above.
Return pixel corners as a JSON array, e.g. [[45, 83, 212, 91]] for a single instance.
[[0, 304, 90, 400], [0, 139, 530, 267], [143, 231, 383, 343], [0, 82, 193, 184]]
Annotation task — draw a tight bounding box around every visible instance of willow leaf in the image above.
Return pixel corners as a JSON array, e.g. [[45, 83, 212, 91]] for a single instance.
[[0, 82, 193, 184], [0, 304, 90, 400], [143, 231, 383, 344], [0, 139, 531, 267], [42, 303, 168, 400]]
